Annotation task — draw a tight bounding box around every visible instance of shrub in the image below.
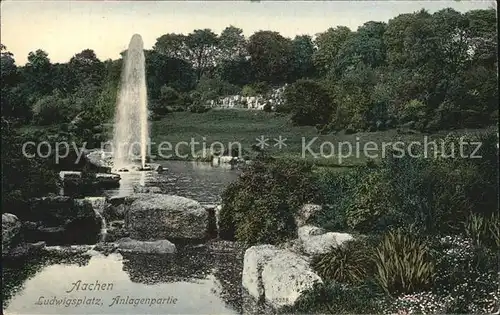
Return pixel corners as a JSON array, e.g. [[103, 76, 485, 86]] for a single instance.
[[311, 239, 373, 285], [241, 85, 257, 97], [374, 229, 435, 296], [281, 281, 385, 314], [283, 79, 335, 126], [432, 235, 499, 314], [219, 159, 319, 245], [345, 168, 395, 232], [399, 99, 426, 125], [188, 104, 211, 113], [32, 91, 75, 125], [464, 213, 500, 250]]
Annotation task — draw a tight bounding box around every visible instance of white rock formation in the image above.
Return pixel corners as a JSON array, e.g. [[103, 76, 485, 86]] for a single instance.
[[242, 244, 323, 308], [295, 204, 322, 227], [242, 245, 281, 299], [2, 213, 22, 256], [298, 225, 354, 255], [262, 250, 323, 308]]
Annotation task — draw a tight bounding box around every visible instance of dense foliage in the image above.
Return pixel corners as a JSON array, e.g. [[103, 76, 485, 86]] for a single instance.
[[219, 158, 319, 245], [1, 7, 496, 132]]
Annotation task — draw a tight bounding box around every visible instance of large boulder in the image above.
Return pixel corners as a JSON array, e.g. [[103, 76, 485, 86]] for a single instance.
[[115, 237, 176, 254], [298, 225, 354, 255], [75, 197, 107, 214], [262, 250, 323, 308], [126, 194, 208, 240], [24, 196, 101, 245], [2, 213, 22, 256], [242, 245, 281, 299], [242, 245, 322, 309]]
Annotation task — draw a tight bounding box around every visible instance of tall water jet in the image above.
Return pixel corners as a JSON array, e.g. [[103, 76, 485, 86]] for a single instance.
[[113, 34, 149, 170]]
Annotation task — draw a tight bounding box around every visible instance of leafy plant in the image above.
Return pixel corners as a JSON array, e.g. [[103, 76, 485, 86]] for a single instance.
[[311, 239, 373, 285], [219, 159, 319, 245], [374, 229, 435, 296], [281, 281, 385, 315], [465, 213, 500, 250]]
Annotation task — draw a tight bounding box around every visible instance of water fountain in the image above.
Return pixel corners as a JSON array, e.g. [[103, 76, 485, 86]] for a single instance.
[[112, 34, 149, 171]]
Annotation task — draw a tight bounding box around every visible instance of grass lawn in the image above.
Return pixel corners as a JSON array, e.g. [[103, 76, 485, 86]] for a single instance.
[[149, 109, 496, 167], [16, 109, 495, 168]]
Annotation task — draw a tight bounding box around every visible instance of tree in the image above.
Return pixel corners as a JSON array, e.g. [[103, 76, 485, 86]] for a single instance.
[[334, 22, 387, 75], [68, 49, 105, 88], [313, 26, 352, 76], [247, 31, 293, 84], [23, 49, 53, 98], [1, 45, 30, 120], [282, 79, 335, 126], [289, 35, 317, 81], [218, 25, 247, 61], [145, 50, 196, 100], [154, 29, 219, 81]]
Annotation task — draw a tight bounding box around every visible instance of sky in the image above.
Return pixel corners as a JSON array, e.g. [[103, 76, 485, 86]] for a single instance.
[[1, 1, 495, 65]]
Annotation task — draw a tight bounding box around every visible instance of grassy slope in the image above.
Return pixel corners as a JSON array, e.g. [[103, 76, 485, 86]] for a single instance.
[[149, 109, 495, 167], [16, 109, 495, 168]]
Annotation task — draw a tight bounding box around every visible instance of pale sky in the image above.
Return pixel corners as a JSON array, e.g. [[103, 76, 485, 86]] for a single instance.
[[1, 1, 495, 65]]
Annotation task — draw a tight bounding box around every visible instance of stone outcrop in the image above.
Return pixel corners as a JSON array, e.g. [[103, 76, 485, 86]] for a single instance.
[[298, 225, 354, 255], [115, 237, 176, 254], [2, 213, 22, 256], [242, 245, 281, 299], [262, 250, 323, 308], [206, 85, 287, 110], [126, 194, 208, 240], [8, 241, 46, 258], [242, 245, 322, 308], [23, 196, 101, 245], [295, 204, 322, 227]]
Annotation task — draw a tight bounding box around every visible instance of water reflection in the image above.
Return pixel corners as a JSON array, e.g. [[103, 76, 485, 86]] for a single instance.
[[103, 160, 240, 203], [3, 251, 239, 315]]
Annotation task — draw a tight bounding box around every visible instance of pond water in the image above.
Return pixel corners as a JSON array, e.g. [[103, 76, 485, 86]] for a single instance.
[[103, 160, 241, 204], [3, 161, 244, 315]]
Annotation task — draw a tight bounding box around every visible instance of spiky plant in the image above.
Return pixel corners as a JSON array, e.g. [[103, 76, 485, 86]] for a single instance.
[[312, 240, 372, 285], [374, 229, 435, 296]]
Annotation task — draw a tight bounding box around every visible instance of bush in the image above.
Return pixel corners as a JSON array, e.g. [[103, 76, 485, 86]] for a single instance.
[[311, 239, 373, 285], [399, 99, 426, 125], [345, 168, 395, 232], [188, 104, 211, 113], [283, 79, 335, 126], [219, 159, 319, 245], [431, 235, 499, 314], [32, 91, 75, 125], [464, 213, 499, 250], [374, 229, 435, 296], [282, 281, 385, 314], [241, 85, 257, 97], [1, 119, 58, 213]]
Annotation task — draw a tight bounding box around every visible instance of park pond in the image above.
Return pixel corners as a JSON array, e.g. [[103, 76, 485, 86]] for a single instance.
[[2, 161, 246, 315]]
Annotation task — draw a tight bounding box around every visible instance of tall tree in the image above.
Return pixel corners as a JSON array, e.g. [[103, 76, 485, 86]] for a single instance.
[[289, 35, 317, 81], [313, 26, 352, 75], [23, 49, 53, 98], [218, 25, 247, 61], [247, 30, 293, 84], [154, 29, 219, 81]]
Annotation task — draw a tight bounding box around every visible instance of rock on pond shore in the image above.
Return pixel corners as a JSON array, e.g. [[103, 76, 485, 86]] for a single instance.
[[125, 194, 209, 241], [242, 245, 323, 309]]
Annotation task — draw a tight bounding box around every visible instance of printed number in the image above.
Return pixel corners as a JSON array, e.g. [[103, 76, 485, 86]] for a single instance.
[[274, 298, 289, 302]]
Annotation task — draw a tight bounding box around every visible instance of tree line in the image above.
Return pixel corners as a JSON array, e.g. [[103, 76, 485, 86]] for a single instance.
[[1, 7, 497, 131]]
